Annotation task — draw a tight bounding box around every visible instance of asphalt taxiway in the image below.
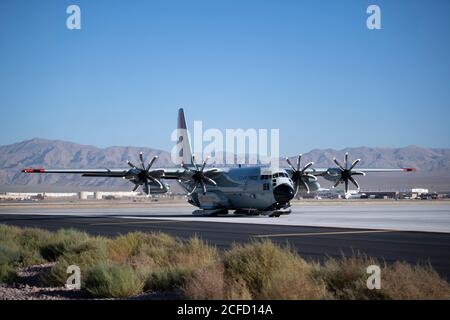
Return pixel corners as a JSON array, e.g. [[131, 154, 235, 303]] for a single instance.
[[1, 201, 449, 278]]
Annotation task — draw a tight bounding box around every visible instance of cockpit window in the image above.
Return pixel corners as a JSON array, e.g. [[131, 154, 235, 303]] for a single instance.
[[273, 172, 288, 178]]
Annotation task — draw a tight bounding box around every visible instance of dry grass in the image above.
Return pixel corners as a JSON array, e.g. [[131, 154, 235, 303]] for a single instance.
[[182, 264, 253, 300], [313, 253, 386, 299], [1, 224, 449, 300], [381, 262, 450, 300], [222, 240, 328, 299]]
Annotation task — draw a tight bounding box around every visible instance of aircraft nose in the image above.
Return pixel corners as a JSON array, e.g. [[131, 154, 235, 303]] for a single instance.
[[273, 184, 295, 204]]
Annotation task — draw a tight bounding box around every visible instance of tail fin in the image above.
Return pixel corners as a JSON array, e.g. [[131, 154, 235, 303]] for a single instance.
[[175, 108, 193, 165]]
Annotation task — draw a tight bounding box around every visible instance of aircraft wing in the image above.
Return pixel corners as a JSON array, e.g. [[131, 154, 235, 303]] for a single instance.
[[348, 168, 416, 173], [284, 167, 416, 179], [22, 168, 130, 177], [303, 167, 416, 176]]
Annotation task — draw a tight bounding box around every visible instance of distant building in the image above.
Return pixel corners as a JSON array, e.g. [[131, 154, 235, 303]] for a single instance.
[[411, 188, 429, 199]]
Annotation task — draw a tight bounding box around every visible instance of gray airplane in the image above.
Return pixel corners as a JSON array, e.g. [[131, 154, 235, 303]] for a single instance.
[[22, 109, 415, 217]]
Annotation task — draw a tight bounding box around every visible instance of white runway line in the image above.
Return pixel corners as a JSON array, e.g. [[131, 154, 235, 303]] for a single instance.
[[253, 230, 396, 238]]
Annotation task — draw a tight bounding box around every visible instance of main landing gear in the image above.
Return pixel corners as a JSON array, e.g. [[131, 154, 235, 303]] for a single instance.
[[192, 209, 229, 216]]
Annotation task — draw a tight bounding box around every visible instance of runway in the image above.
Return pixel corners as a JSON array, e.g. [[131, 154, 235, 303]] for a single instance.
[[1, 201, 450, 278]]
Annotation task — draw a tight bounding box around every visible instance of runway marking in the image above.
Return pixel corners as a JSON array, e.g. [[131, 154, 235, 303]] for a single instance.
[[253, 230, 396, 238], [90, 220, 183, 226]]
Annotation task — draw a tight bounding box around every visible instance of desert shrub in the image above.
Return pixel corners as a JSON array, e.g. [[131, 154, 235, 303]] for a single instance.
[[312, 253, 386, 300], [0, 244, 21, 266], [108, 232, 179, 265], [83, 262, 143, 298], [182, 264, 253, 300], [0, 243, 20, 283], [0, 224, 52, 267], [40, 229, 93, 261], [380, 262, 450, 300], [223, 240, 327, 299], [0, 263, 18, 283], [40, 237, 109, 287], [177, 236, 219, 268], [144, 266, 191, 292], [183, 264, 225, 300]]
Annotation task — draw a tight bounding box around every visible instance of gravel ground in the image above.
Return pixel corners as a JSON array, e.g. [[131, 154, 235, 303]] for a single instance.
[[0, 264, 182, 300], [0, 263, 82, 300]]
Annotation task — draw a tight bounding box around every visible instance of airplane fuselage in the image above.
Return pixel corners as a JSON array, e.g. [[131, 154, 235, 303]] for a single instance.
[[182, 166, 319, 213]]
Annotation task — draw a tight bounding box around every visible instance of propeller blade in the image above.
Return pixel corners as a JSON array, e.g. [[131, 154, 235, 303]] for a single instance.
[[139, 152, 146, 170], [333, 158, 345, 171], [286, 157, 296, 171], [148, 176, 164, 189], [177, 180, 191, 193], [333, 180, 341, 188], [345, 152, 349, 169], [132, 184, 139, 192], [127, 160, 136, 169], [345, 179, 349, 194], [146, 156, 158, 171], [294, 181, 300, 197], [203, 176, 217, 186], [191, 155, 200, 171], [301, 161, 314, 173], [301, 179, 310, 194], [143, 181, 150, 195], [200, 180, 207, 195], [297, 154, 302, 172], [348, 159, 361, 171], [305, 174, 318, 181], [201, 156, 210, 172], [352, 171, 366, 176], [188, 182, 198, 195], [349, 176, 360, 191]]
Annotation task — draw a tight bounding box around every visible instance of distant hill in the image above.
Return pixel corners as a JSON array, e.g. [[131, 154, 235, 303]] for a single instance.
[[0, 138, 173, 192], [286, 146, 450, 172], [1, 138, 449, 192]]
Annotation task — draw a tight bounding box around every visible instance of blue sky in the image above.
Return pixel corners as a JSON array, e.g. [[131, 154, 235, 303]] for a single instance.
[[0, 0, 449, 155]]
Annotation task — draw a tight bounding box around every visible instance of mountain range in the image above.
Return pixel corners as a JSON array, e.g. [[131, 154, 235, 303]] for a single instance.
[[1, 138, 449, 192]]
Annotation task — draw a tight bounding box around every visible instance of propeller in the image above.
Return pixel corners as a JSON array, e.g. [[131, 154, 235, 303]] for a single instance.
[[331, 152, 366, 194], [126, 152, 164, 196], [178, 155, 218, 195], [286, 154, 317, 195]]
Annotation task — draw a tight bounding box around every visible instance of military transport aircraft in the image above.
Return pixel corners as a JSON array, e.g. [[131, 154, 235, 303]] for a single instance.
[[22, 109, 415, 217]]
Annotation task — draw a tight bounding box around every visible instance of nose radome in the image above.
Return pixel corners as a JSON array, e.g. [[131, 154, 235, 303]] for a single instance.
[[273, 184, 295, 204]]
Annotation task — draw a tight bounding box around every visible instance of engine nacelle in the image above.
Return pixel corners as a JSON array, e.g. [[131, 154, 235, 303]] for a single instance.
[[321, 168, 342, 182], [296, 179, 320, 193]]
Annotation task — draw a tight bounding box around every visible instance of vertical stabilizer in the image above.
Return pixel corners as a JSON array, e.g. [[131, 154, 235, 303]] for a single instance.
[[175, 108, 193, 165]]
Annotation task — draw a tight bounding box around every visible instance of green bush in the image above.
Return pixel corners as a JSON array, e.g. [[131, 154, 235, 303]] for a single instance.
[[0, 225, 52, 267], [40, 237, 109, 287], [0, 263, 18, 283], [144, 266, 191, 292], [83, 263, 143, 298], [40, 229, 99, 261], [0, 244, 21, 266]]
